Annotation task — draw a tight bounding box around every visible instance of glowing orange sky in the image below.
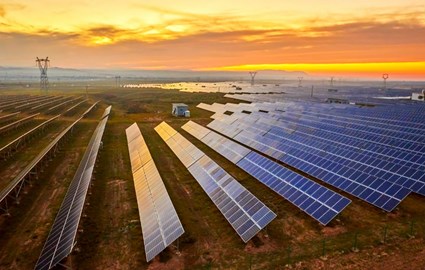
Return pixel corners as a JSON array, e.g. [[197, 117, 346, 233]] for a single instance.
[[1, 1, 424, 79]]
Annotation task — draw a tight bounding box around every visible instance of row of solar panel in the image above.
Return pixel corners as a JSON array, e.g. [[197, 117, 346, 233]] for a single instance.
[[202, 103, 425, 191], [155, 121, 276, 242], [35, 106, 111, 270], [229, 114, 425, 194], [182, 121, 351, 225], [203, 100, 425, 147], [222, 96, 425, 130], [126, 123, 184, 262], [218, 110, 425, 194], [0, 95, 55, 111], [0, 102, 99, 210], [238, 118, 415, 204], [217, 107, 425, 173], [274, 111, 425, 154], [205, 115, 410, 212], [295, 110, 425, 140]]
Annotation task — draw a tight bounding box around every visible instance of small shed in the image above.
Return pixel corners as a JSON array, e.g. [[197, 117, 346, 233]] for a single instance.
[[172, 103, 189, 116]]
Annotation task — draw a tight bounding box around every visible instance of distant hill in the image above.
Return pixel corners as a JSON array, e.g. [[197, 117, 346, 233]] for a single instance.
[[0, 66, 308, 82]]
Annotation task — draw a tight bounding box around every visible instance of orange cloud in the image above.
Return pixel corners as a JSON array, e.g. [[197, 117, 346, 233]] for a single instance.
[[0, 15, 424, 80]]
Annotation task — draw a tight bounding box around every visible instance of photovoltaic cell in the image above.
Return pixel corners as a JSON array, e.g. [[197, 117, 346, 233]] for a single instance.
[[126, 123, 184, 262], [155, 121, 276, 242]]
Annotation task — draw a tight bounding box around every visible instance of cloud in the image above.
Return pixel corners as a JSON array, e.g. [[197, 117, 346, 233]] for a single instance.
[[1, 17, 424, 70]]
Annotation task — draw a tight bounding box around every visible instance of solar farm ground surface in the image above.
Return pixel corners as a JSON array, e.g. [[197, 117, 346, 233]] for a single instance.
[[0, 84, 425, 269]]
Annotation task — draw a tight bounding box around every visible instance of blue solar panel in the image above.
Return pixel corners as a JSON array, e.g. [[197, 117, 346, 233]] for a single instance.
[[237, 152, 351, 225], [197, 100, 425, 202], [182, 121, 351, 225], [206, 117, 410, 212]]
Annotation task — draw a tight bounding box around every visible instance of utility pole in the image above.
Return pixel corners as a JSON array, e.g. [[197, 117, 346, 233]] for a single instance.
[[36, 57, 50, 93]]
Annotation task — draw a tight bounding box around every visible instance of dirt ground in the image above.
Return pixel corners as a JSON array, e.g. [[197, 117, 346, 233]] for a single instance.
[[1, 88, 425, 270]]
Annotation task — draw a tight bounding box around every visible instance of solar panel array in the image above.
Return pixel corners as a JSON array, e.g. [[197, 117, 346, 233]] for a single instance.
[[11, 96, 55, 111], [0, 102, 99, 212], [46, 96, 82, 114], [216, 101, 425, 190], [155, 122, 276, 242], [126, 123, 184, 262], [29, 96, 69, 112], [0, 113, 39, 134], [208, 113, 409, 212], [198, 101, 425, 211], [224, 85, 419, 106], [0, 114, 60, 158], [182, 121, 351, 225], [35, 106, 111, 270]]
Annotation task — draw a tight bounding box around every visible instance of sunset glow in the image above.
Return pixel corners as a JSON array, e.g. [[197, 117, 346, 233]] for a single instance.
[[1, 0, 424, 79]]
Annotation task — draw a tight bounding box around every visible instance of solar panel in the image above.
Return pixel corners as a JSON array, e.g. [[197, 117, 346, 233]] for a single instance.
[[182, 121, 351, 225], [214, 108, 425, 196], [155, 122, 276, 242], [0, 106, 95, 211], [0, 114, 60, 159], [0, 113, 39, 133], [14, 96, 57, 110], [126, 123, 184, 262], [35, 106, 111, 270], [30, 96, 68, 112], [206, 115, 410, 212]]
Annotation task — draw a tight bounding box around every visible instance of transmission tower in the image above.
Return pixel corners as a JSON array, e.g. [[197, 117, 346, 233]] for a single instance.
[[249, 72, 257, 86], [330, 77, 334, 87], [36, 57, 50, 93], [382, 74, 389, 91], [298, 77, 303, 87]]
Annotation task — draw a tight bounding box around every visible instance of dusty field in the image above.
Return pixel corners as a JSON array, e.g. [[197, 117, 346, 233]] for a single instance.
[[0, 87, 425, 269]]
